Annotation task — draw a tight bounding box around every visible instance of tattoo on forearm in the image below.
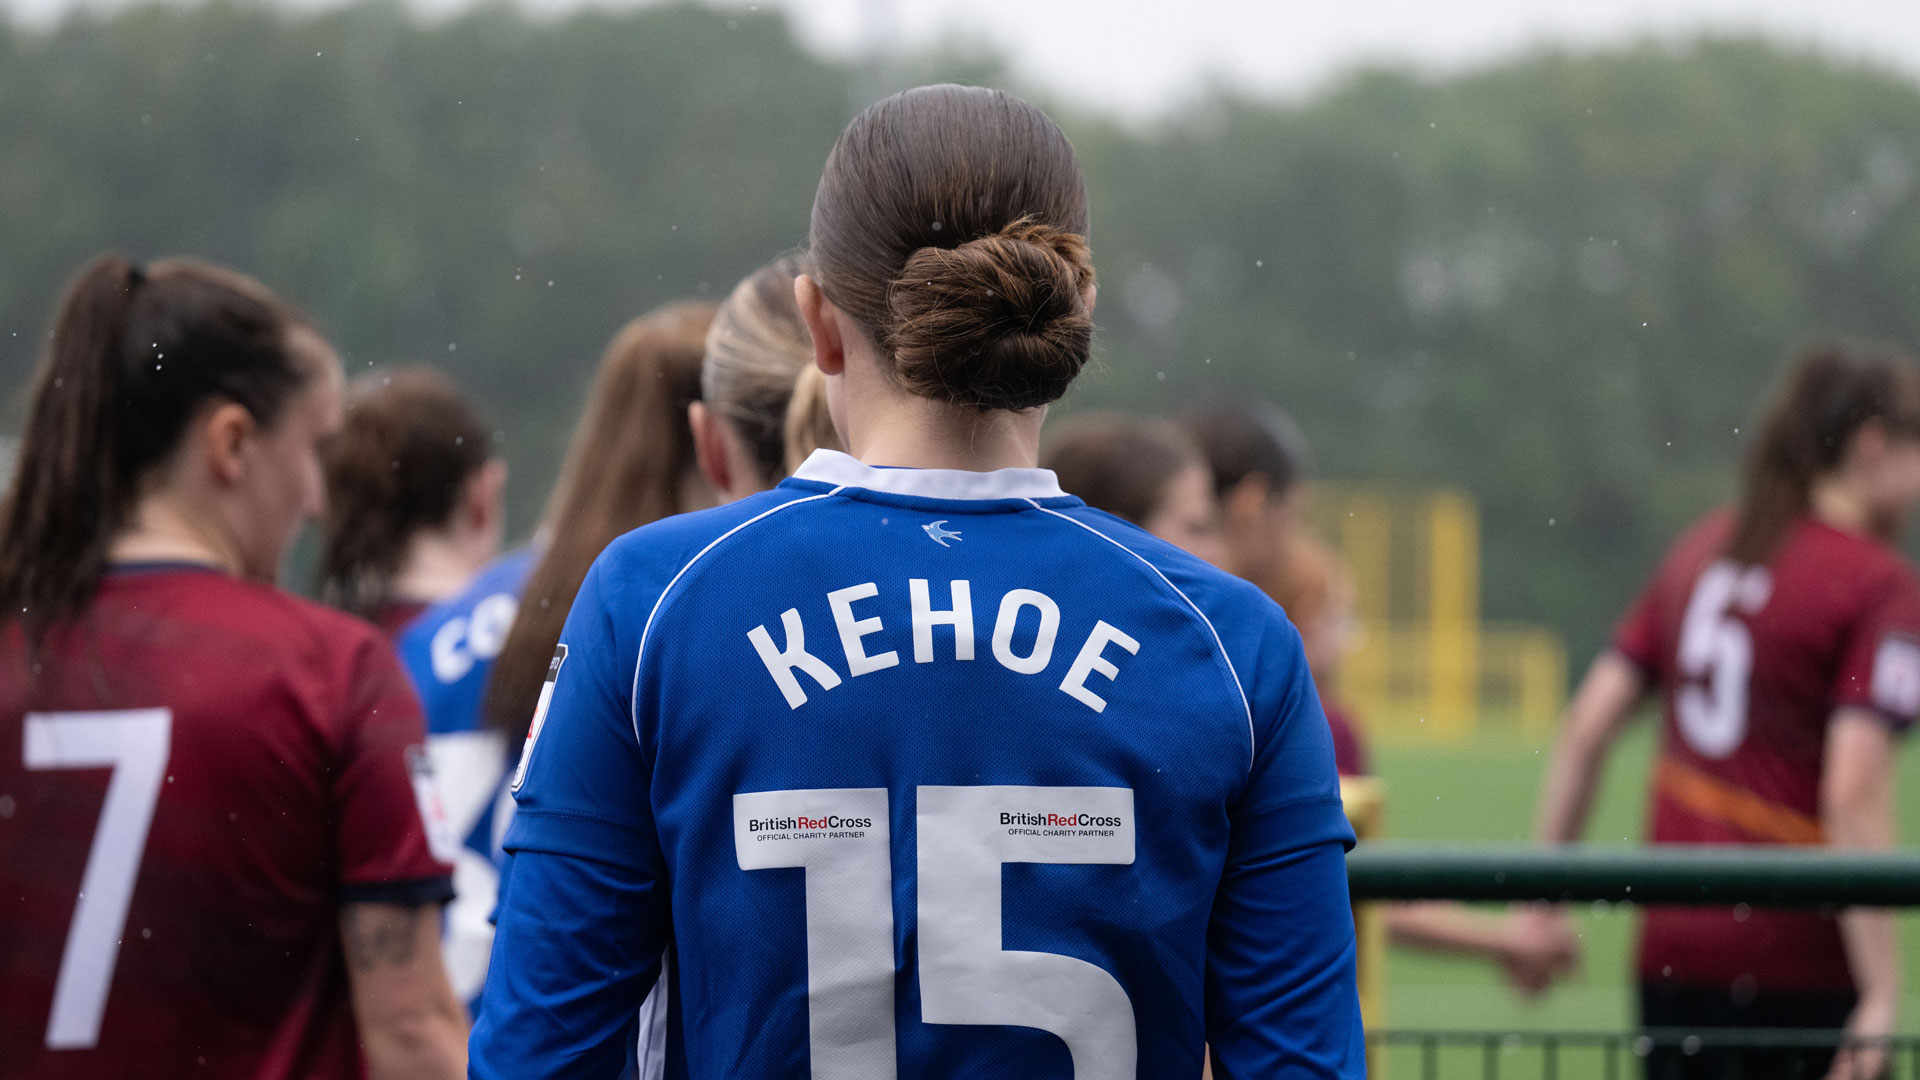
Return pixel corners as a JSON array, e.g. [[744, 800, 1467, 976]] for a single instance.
[[343, 905, 423, 971]]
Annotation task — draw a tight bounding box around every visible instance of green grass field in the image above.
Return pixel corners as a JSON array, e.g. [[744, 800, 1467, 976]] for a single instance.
[[1370, 722, 1920, 1037]]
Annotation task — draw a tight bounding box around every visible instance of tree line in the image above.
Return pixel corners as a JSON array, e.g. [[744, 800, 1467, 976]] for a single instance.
[[6, 1, 1920, 661]]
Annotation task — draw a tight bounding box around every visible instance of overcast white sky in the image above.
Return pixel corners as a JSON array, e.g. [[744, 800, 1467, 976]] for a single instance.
[[754, 0, 1920, 117], [5, 0, 1920, 117]]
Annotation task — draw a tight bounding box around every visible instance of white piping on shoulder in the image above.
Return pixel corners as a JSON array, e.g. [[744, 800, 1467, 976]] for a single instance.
[[1023, 500, 1257, 771], [629, 492, 842, 742]]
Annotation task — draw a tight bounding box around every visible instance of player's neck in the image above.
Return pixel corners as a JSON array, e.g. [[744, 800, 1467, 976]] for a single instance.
[[394, 528, 496, 605], [841, 381, 1045, 474], [1809, 478, 1873, 537], [850, 409, 1044, 473], [109, 492, 241, 574]]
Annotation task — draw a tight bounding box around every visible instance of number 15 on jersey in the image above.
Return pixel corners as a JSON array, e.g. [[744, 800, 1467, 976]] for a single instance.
[[734, 785, 1137, 1080]]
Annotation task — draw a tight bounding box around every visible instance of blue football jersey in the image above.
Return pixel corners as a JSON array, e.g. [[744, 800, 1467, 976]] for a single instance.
[[472, 451, 1362, 1079], [394, 546, 535, 1004]]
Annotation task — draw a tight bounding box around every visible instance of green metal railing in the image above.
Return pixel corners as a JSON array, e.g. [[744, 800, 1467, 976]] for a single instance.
[[1347, 846, 1920, 1078], [1347, 845, 1920, 906], [1367, 1029, 1920, 1080]]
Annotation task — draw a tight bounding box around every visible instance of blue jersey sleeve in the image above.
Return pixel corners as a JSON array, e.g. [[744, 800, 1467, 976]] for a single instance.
[[1205, 606, 1364, 1078], [470, 556, 669, 1080]]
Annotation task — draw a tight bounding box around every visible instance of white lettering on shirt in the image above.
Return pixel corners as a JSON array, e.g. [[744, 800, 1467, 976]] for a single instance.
[[748, 583, 1138, 713], [1059, 621, 1142, 713], [748, 608, 845, 709], [991, 589, 1060, 675], [828, 582, 900, 678], [910, 579, 975, 663]]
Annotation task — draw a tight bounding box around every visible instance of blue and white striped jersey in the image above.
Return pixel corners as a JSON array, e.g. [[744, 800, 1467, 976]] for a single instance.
[[393, 546, 535, 1005], [472, 451, 1362, 1079]]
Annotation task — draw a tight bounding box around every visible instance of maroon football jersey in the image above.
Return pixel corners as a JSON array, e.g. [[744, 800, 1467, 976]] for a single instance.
[[1614, 512, 1920, 994], [1322, 699, 1371, 779], [368, 599, 428, 640], [0, 564, 455, 1079]]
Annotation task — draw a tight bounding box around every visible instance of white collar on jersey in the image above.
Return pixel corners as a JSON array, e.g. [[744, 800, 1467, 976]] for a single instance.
[[793, 448, 1067, 501]]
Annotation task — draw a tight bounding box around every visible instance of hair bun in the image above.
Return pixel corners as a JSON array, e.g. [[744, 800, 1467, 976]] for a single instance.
[[885, 218, 1095, 411]]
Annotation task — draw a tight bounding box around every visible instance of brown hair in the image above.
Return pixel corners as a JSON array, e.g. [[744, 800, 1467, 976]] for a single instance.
[[1728, 343, 1920, 564], [1042, 412, 1205, 527], [1271, 530, 1347, 631], [483, 301, 715, 739], [0, 253, 315, 649], [315, 366, 494, 617], [1178, 398, 1309, 498], [807, 85, 1094, 412], [783, 363, 843, 474], [706, 256, 814, 480]]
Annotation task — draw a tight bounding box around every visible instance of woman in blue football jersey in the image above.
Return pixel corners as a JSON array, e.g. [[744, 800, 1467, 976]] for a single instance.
[[474, 85, 1363, 1079]]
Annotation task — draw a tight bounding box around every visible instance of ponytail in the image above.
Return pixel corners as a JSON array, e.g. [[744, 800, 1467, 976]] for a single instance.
[[0, 252, 313, 650], [1728, 343, 1920, 564], [0, 256, 142, 646]]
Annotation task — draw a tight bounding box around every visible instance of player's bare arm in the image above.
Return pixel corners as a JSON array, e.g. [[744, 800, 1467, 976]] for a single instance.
[[1533, 651, 1648, 846], [1821, 710, 1901, 1080], [1512, 651, 1648, 994], [341, 902, 468, 1080]]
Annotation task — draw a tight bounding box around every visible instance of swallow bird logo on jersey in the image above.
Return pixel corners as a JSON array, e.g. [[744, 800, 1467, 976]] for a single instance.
[[923, 520, 963, 547]]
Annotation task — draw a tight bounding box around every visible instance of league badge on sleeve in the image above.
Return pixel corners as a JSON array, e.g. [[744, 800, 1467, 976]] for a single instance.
[[406, 744, 463, 864], [1871, 634, 1920, 723], [510, 644, 568, 793]]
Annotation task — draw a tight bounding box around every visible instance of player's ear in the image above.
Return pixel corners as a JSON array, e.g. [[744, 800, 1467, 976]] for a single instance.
[[689, 401, 733, 498], [1852, 418, 1892, 469], [1267, 483, 1304, 534], [464, 458, 508, 535], [795, 274, 845, 378], [202, 400, 256, 487], [1221, 475, 1269, 532]]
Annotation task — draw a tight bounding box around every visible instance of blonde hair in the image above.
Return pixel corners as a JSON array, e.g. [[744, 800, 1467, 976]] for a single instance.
[[783, 363, 842, 473], [705, 256, 813, 479]]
